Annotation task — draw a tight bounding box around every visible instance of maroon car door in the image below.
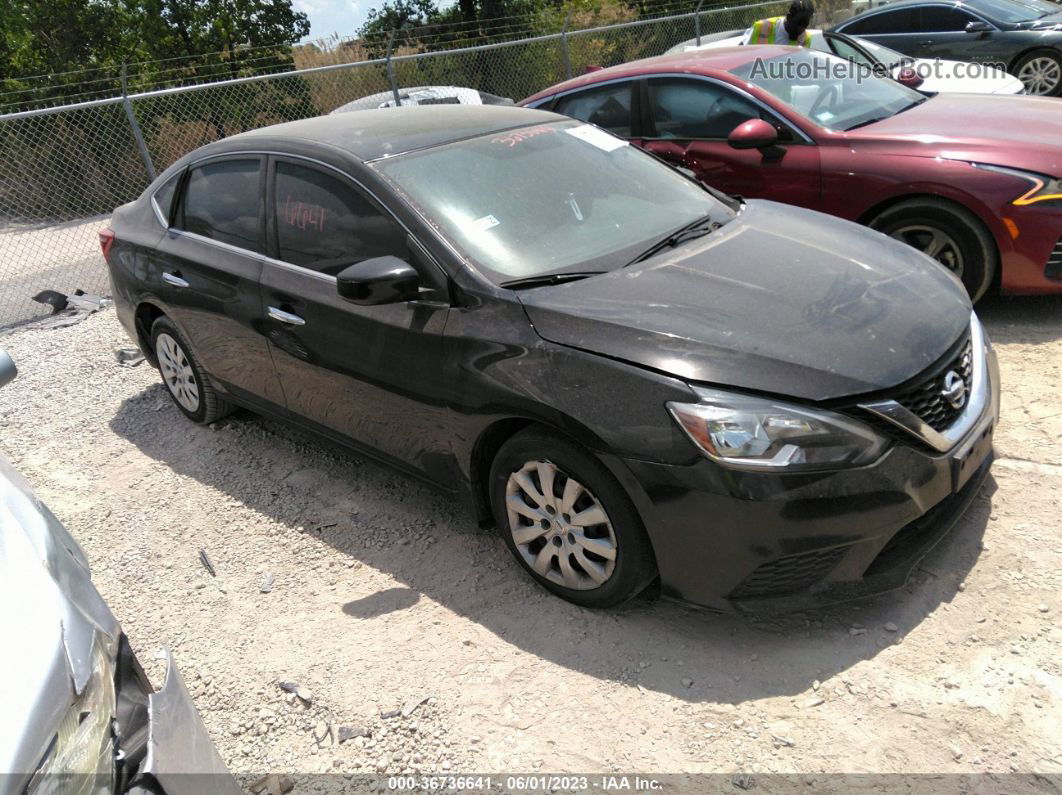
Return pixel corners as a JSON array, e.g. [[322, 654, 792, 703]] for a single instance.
[[641, 76, 822, 210]]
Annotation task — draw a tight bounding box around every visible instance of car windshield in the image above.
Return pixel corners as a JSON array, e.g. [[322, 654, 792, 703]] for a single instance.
[[372, 120, 734, 282], [731, 50, 926, 131], [971, 0, 1060, 22]]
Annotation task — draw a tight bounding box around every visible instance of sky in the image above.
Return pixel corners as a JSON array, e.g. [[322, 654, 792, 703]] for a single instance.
[[294, 0, 374, 42]]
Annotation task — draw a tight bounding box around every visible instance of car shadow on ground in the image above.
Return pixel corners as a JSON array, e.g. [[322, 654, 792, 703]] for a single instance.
[[110, 385, 991, 705], [977, 293, 1062, 344]]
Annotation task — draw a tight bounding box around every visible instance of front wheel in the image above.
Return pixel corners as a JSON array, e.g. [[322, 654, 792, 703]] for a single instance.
[[1013, 50, 1062, 97], [489, 428, 656, 608], [869, 198, 997, 302]]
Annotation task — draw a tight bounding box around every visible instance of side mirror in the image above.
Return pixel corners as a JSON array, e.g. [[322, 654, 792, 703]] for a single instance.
[[728, 118, 779, 151], [895, 67, 925, 89], [965, 20, 992, 33], [336, 256, 420, 305], [0, 348, 16, 389]]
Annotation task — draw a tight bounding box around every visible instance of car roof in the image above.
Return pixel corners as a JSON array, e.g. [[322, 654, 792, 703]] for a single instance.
[[219, 105, 561, 161], [523, 45, 801, 101]]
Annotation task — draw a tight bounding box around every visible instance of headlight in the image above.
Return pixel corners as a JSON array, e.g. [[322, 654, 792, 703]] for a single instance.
[[26, 640, 117, 795], [974, 163, 1062, 206], [667, 387, 887, 471]]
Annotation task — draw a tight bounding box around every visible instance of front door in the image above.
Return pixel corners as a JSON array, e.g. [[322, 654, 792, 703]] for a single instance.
[[640, 77, 822, 210], [258, 157, 453, 482]]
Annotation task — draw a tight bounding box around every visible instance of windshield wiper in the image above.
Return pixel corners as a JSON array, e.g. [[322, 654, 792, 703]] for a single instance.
[[625, 214, 723, 267], [500, 271, 606, 289]]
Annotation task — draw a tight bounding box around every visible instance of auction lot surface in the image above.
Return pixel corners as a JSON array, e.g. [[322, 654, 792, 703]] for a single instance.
[[1, 299, 1059, 778]]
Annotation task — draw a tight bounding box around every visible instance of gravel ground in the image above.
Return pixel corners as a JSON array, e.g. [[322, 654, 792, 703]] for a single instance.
[[0, 297, 1059, 782]]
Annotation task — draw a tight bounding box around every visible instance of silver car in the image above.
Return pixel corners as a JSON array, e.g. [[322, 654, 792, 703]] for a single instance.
[[0, 349, 239, 795]]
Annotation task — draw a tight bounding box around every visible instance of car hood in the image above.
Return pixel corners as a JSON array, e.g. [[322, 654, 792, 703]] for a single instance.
[[518, 201, 971, 401], [846, 94, 1062, 174], [906, 58, 1025, 94], [0, 454, 119, 788]]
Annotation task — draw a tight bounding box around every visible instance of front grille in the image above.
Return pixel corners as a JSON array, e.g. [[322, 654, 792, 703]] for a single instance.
[[730, 547, 846, 599], [1046, 236, 1062, 280], [891, 337, 973, 432]]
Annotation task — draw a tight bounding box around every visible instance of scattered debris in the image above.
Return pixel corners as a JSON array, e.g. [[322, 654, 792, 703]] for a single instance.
[[278, 681, 313, 705], [249, 774, 294, 795], [198, 548, 216, 577], [260, 574, 276, 593], [115, 347, 145, 367], [849, 627, 867, 636], [401, 695, 431, 718], [312, 720, 333, 747], [27, 290, 109, 330], [338, 725, 371, 743], [731, 773, 754, 790], [381, 708, 401, 719], [800, 696, 825, 709], [884, 622, 899, 632], [681, 678, 694, 689]]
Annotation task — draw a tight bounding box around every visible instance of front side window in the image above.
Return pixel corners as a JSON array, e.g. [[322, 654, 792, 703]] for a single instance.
[[919, 6, 978, 31], [552, 82, 633, 136], [373, 120, 734, 282], [273, 161, 408, 276], [840, 8, 917, 33], [179, 159, 262, 253], [648, 78, 763, 139]]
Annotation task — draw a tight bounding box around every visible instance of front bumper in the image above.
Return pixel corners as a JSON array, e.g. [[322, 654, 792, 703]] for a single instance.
[[622, 343, 999, 613], [124, 649, 241, 795]]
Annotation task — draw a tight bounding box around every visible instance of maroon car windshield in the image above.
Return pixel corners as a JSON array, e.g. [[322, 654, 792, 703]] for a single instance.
[[731, 50, 926, 132]]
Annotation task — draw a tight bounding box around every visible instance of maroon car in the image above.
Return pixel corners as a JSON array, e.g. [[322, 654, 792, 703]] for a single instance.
[[522, 46, 1062, 299]]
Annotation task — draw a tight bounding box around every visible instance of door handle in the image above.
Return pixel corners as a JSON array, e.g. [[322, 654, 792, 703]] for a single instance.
[[161, 271, 189, 288], [267, 306, 306, 326]]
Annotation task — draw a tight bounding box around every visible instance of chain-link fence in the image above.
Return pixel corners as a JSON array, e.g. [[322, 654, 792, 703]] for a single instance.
[[0, 0, 784, 327]]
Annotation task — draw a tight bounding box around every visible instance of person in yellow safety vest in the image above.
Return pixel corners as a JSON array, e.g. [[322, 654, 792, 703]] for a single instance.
[[740, 0, 816, 47]]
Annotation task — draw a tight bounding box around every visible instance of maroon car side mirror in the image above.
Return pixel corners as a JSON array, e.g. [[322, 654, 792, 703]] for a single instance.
[[895, 67, 925, 89], [728, 118, 779, 151]]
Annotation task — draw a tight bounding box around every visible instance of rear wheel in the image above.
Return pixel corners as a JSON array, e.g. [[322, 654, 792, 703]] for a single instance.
[[489, 428, 656, 608], [1013, 50, 1062, 97], [869, 198, 997, 302], [150, 316, 233, 424]]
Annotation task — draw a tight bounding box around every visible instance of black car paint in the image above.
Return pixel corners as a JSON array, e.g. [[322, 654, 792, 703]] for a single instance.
[[106, 106, 988, 610], [833, 0, 1062, 78]]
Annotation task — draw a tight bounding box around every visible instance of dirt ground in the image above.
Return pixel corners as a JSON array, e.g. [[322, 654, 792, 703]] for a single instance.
[[0, 297, 1059, 782]]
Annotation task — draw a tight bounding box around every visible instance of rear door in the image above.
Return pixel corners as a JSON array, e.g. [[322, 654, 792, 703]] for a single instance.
[[258, 156, 453, 481], [154, 156, 286, 406], [914, 5, 996, 60], [641, 76, 822, 208], [837, 6, 921, 53]]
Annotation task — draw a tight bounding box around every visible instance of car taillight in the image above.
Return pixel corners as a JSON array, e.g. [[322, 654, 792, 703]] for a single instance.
[[98, 227, 115, 261]]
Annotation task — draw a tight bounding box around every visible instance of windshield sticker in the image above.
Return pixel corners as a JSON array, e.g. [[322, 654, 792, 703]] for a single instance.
[[472, 214, 500, 232], [564, 124, 627, 152], [491, 125, 556, 147]]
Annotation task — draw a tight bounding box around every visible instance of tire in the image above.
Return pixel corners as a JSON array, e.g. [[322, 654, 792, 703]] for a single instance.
[[150, 316, 233, 424], [868, 198, 997, 302], [489, 428, 656, 608], [1013, 49, 1062, 97]]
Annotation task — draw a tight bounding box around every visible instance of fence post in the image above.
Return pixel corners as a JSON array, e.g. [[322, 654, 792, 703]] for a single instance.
[[694, 0, 706, 44], [385, 30, 402, 106], [560, 10, 574, 80], [120, 64, 157, 182]]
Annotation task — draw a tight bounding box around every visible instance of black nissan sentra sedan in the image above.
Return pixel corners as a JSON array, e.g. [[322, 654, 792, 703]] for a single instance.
[[103, 106, 998, 612]]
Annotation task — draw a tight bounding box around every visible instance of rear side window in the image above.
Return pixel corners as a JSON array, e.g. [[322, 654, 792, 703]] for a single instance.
[[918, 6, 977, 30], [273, 161, 408, 276], [553, 82, 633, 137], [841, 8, 916, 33], [179, 159, 262, 253], [151, 171, 182, 226], [648, 78, 762, 139]]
